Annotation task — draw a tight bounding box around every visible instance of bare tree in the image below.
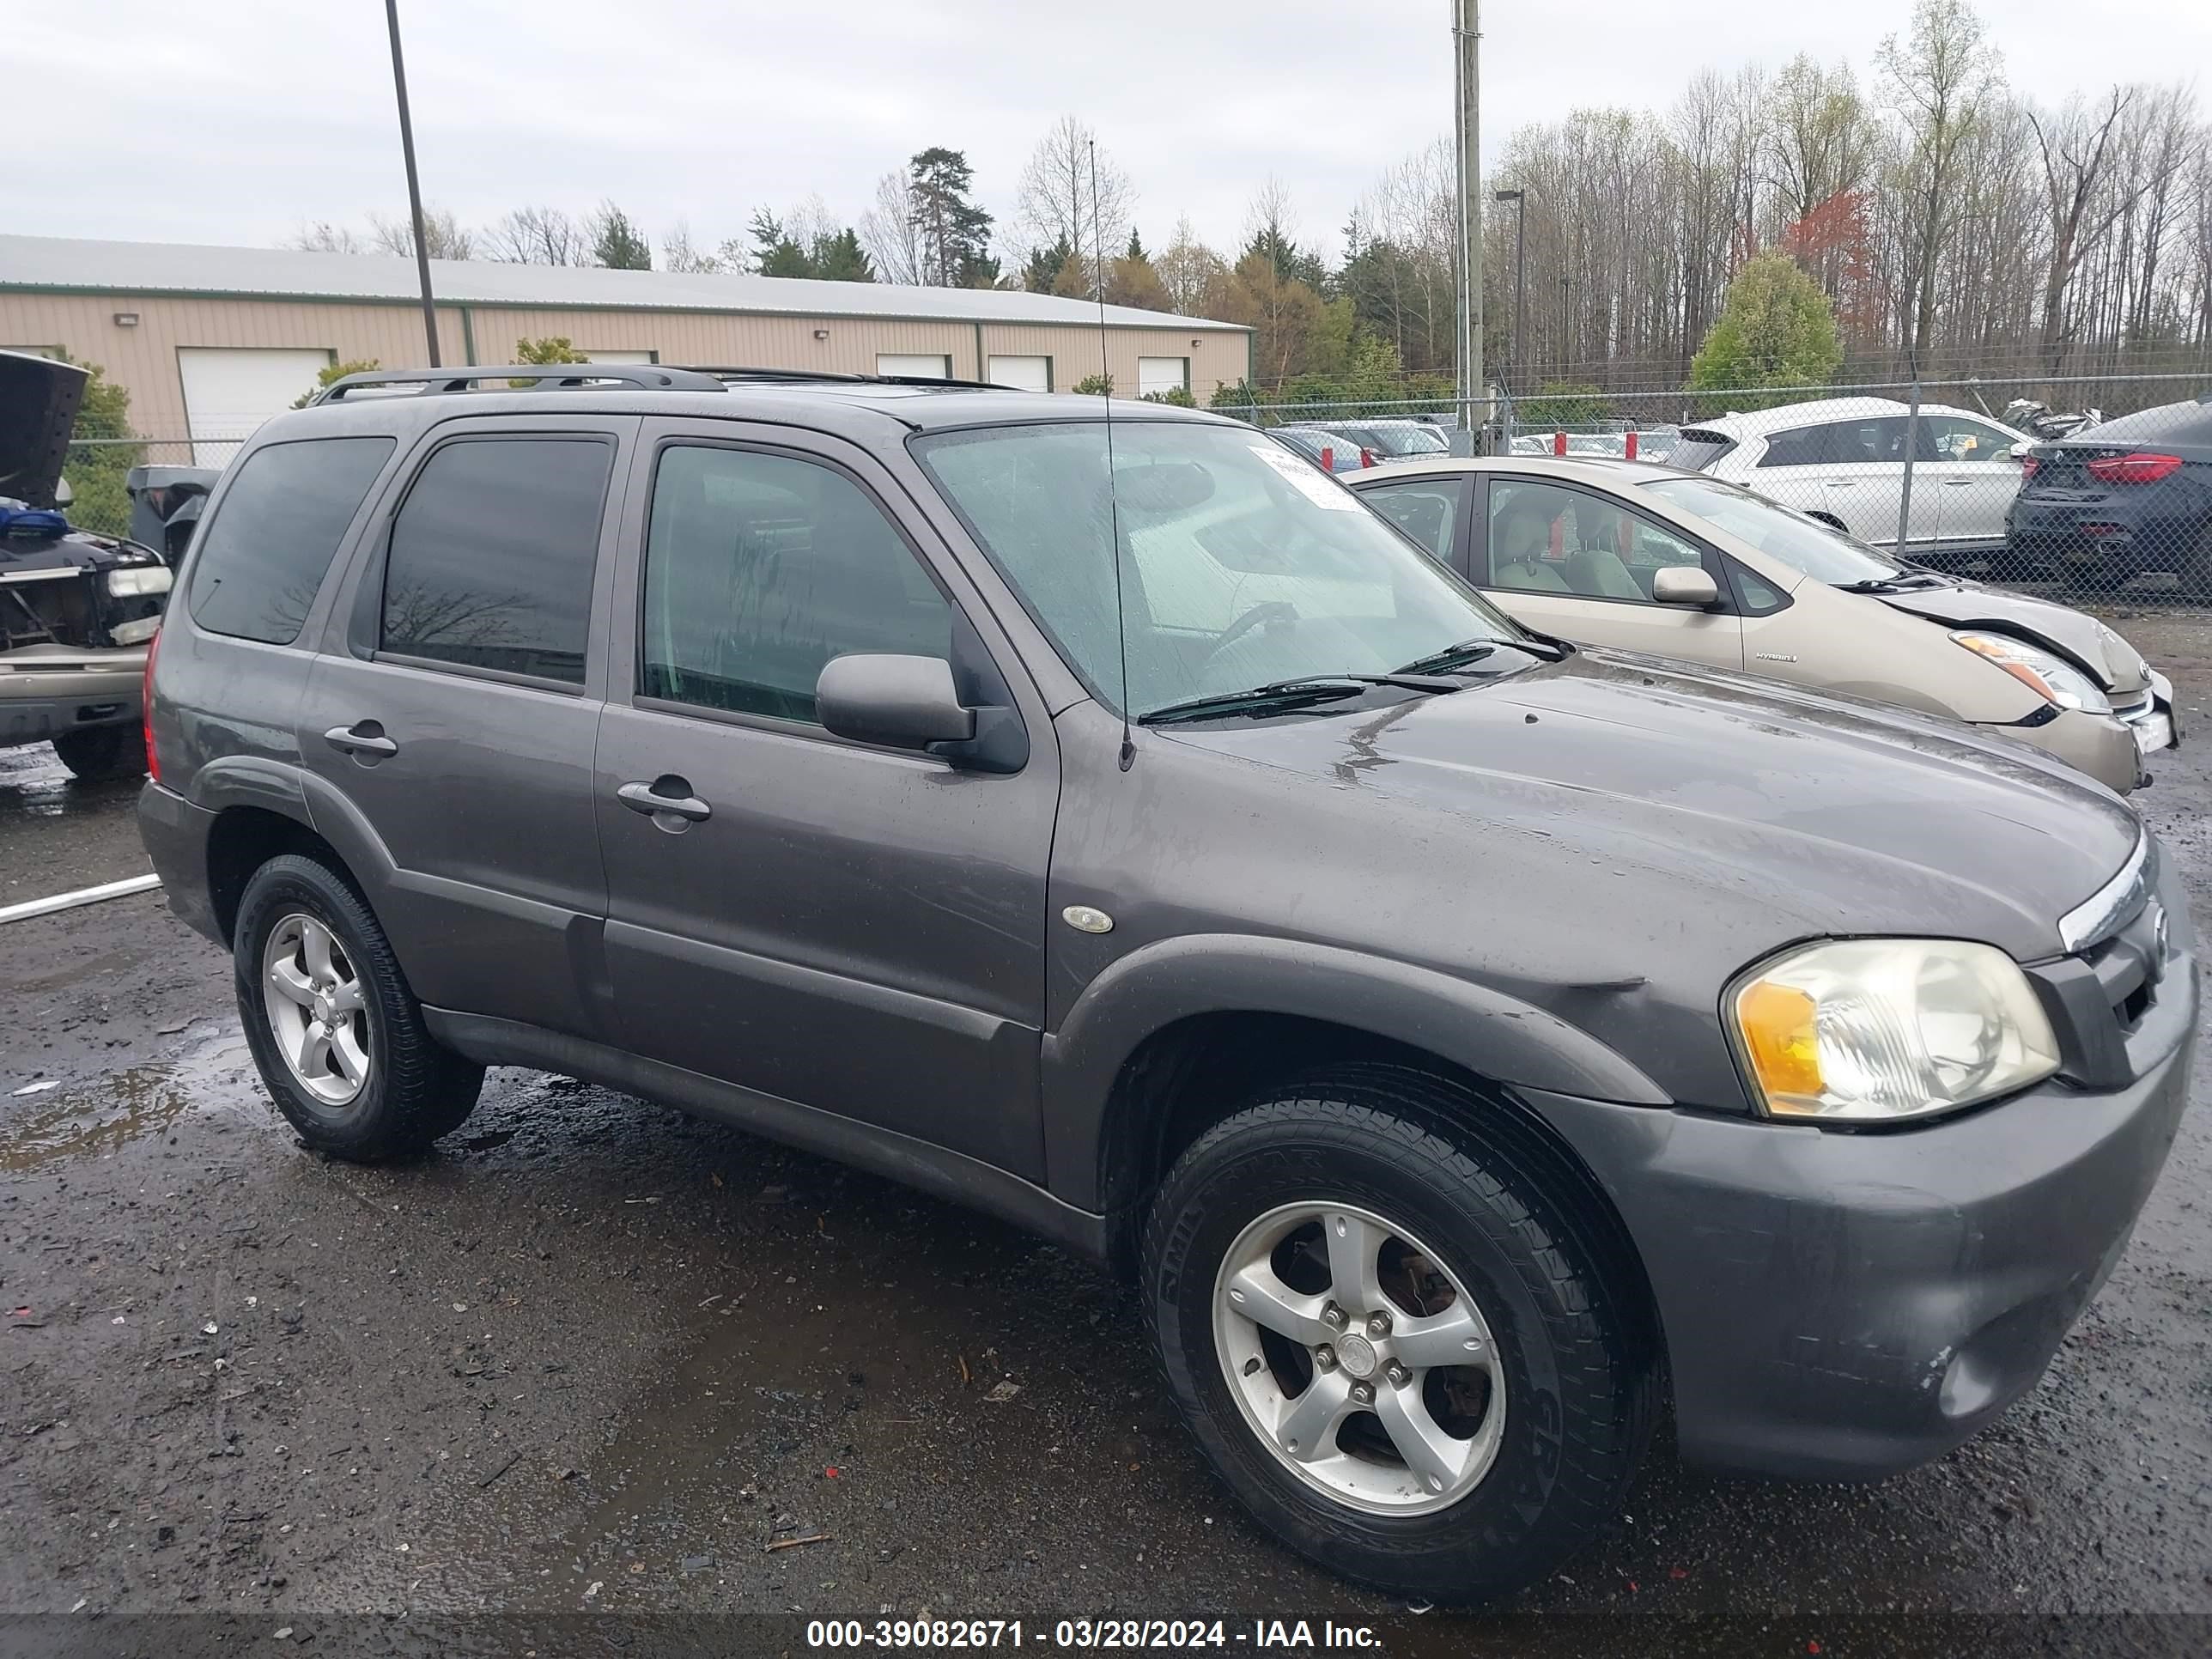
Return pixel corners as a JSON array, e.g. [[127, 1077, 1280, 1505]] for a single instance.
[[484, 206, 586, 265], [2028, 86, 2137, 367], [1016, 116, 1135, 287], [368, 206, 475, 261], [861, 171, 927, 286], [1877, 0, 2005, 353], [659, 221, 724, 274], [290, 222, 366, 254]]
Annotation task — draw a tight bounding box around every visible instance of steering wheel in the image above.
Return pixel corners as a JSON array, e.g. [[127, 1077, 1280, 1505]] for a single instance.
[[1200, 600, 1298, 671]]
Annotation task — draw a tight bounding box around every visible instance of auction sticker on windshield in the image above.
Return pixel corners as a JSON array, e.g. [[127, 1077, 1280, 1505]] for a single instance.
[[1249, 442, 1361, 509]]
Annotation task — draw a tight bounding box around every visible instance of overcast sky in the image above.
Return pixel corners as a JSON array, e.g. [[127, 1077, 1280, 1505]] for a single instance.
[[15, 0, 2209, 266]]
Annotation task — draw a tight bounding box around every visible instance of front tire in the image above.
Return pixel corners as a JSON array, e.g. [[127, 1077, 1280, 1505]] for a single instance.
[[234, 854, 483, 1160], [1142, 1067, 1653, 1605], [52, 725, 147, 781]]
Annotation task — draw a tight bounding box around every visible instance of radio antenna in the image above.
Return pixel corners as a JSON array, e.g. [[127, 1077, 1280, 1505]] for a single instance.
[[1091, 137, 1135, 772]]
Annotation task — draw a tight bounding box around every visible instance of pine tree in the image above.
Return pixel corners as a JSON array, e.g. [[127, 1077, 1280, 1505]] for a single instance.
[[908, 149, 995, 288]]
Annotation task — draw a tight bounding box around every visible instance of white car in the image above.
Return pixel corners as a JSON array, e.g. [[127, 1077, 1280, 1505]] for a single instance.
[[1670, 397, 2033, 567]]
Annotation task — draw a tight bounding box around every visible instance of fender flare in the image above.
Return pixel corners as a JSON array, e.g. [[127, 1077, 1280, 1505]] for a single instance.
[[1040, 933, 1669, 1211]]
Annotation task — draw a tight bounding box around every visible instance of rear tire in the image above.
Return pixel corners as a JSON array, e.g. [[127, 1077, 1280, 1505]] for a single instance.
[[1142, 1066, 1654, 1605], [234, 854, 483, 1160], [52, 725, 147, 781]]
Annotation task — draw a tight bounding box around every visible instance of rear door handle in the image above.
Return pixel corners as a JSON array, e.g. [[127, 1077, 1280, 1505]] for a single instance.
[[1821, 479, 1856, 488], [617, 778, 711, 823], [1942, 477, 1973, 486], [324, 722, 398, 758]]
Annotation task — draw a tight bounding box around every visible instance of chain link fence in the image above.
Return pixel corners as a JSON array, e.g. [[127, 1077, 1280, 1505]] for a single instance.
[[1220, 372, 2212, 607], [52, 378, 2211, 613]]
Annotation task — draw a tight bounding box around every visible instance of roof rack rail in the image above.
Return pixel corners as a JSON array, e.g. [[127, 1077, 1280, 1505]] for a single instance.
[[672, 365, 1008, 392], [314, 365, 728, 403]]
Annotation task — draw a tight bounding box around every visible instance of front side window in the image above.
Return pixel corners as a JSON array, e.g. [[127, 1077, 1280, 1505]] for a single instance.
[[640, 446, 953, 724], [1920, 416, 2020, 462], [1363, 479, 1462, 563], [914, 421, 1522, 718], [380, 436, 611, 685], [1486, 478, 1704, 603], [1641, 474, 1900, 586], [187, 436, 394, 644]]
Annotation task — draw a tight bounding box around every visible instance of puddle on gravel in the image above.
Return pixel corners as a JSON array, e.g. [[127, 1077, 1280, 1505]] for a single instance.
[[0, 1030, 260, 1171]]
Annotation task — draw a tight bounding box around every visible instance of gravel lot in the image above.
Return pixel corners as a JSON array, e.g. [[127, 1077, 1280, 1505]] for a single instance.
[[2, 613, 2208, 1656]]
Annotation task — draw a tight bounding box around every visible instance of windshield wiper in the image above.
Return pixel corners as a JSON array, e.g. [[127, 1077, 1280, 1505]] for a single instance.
[[1835, 572, 1943, 594], [1138, 673, 1460, 726], [1393, 635, 1568, 675]]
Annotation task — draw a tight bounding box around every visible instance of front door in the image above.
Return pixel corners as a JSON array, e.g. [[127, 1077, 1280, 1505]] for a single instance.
[[295, 420, 630, 1037], [1919, 413, 2028, 547], [593, 427, 1059, 1178], [1475, 475, 1744, 670]]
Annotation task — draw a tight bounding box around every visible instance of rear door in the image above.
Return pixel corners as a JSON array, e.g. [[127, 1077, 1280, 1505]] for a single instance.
[[1357, 475, 1472, 574], [1475, 475, 1743, 668], [592, 420, 1059, 1178], [296, 416, 630, 1039]]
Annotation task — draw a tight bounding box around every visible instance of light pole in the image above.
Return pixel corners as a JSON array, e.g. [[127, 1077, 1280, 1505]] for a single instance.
[[1451, 0, 1482, 451], [384, 0, 440, 367], [1492, 188, 1525, 392]]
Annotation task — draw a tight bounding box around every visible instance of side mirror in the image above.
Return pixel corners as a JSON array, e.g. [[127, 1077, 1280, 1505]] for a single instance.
[[52, 477, 73, 508], [816, 654, 975, 751], [1652, 566, 1722, 608]]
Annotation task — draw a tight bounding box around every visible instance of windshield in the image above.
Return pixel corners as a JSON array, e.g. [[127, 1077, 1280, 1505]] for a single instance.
[[1640, 473, 1903, 586], [914, 420, 1525, 718], [1367, 424, 1450, 457]]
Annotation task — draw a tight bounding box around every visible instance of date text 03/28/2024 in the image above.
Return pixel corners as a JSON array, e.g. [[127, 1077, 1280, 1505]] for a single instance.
[[805, 1619, 1385, 1650]]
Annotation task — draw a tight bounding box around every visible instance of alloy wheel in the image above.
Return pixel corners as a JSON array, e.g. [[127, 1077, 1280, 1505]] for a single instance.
[[262, 913, 372, 1108], [1212, 1200, 1505, 1516]]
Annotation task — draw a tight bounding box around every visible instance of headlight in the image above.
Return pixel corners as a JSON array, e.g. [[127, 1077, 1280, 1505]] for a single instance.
[[1728, 939, 2059, 1123], [106, 565, 173, 598], [108, 615, 161, 646], [1952, 630, 2110, 715]]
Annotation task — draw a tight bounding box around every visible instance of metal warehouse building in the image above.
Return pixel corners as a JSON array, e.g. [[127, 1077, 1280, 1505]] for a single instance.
[[0, 234, 1252, 464]]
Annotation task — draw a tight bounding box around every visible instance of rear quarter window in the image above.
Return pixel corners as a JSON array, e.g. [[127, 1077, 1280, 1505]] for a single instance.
[[186, 435, 395, 644]]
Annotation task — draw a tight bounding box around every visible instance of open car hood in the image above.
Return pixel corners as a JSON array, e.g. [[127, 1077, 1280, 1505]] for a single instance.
[[1875, 581, 2148, 696], [0, 350, 89, 510]]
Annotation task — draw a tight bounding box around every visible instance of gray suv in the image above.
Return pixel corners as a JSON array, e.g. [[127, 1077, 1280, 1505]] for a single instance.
[[139, 365, 2198, 1605]]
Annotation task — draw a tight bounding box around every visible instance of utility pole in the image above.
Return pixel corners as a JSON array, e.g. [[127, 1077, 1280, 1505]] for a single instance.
[[1493, 188, 1525, 393], [385, 0, 441, 368], [1452, 0, 1482, 453]]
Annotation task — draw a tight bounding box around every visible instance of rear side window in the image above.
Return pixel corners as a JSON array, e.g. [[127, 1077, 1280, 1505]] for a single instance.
[[380, 437, 612, 685], [187, 436, 394, 644]]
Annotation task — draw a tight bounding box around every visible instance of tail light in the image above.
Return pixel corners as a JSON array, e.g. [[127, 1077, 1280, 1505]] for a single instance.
[[2084, 452, 2183, 484], [142, 627, 161, 783], [1360, 447, 1376, 468], [2018, 455, 2039, 480]]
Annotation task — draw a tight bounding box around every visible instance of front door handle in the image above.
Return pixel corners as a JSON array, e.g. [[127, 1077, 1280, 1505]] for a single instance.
[[324, 722, 398, 758], [617, 777, 711, 823], [1821, 478, 1856, 488], [1942, 477, 1973, 486]]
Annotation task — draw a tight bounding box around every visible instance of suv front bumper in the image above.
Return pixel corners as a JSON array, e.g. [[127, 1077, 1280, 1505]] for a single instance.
[[1521, 946, 2197, 1481]]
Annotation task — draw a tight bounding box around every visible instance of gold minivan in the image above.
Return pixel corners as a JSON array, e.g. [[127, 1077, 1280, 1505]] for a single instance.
[[1349, 455, 2179, 794]]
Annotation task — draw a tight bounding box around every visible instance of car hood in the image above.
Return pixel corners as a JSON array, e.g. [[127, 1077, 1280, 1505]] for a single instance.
[[1166, 648, 2141, 963], [1873, 580, 2149, 693], [0, 351, 89, 511]]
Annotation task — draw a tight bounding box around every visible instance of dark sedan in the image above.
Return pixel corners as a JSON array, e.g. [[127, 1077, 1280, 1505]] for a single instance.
[[2008, 394, 2212, 597]]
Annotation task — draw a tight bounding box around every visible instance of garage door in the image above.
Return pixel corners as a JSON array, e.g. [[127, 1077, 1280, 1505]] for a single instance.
[[1138, 356, 1188, 398], [986, 355, 1050, 392], [179, 348, 333, 466], [878, 353, 952, 380]]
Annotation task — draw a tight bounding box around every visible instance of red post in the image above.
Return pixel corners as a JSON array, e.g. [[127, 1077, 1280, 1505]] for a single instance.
[[1322, 447, 1333, 470], [1626, 429, 1639, 460], [1553, 429, 1567, 456]]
